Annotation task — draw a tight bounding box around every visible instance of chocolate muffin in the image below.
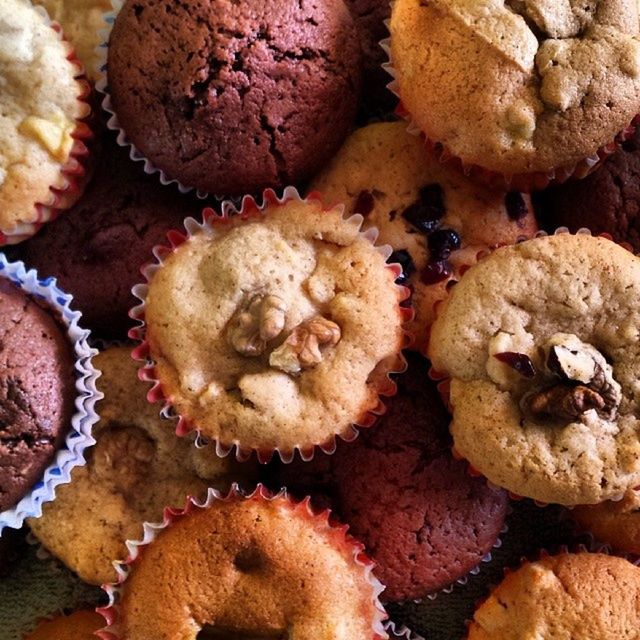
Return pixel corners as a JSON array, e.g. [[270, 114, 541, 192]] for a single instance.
[[107, 0, 362, 196], [0, 279, 76, 512], [273, 352, 509, 602], [10, 131, 203, 340], [535, 129, 640, 250]]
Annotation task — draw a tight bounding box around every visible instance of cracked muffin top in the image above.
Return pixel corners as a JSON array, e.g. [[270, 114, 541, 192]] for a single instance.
[[0, 278, 76, 512], [28, 347, 256, 586], [24, 610, 104, 640], [468, 553, 640, 639], [0, 0, 89, 234], [142, 196, 406, 459], [310, 121, 537, 350], [429, 233, 640, 505], [114, 495, 386, 640], [107, 0, 361, 196], [389, 0, 640, 176]]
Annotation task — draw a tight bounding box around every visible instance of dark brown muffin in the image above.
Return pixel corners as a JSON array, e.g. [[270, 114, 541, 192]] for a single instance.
[[10, 131, 203, 340], [535, 129, 640, 251], [272, 352, 509, 603], [0, 280, 76, 512], [107, 0, 362, 196]]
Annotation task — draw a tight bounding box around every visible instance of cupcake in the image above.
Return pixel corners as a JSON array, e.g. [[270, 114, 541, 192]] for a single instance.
[[133, 192, 408, 461], [429, 233, 640, 505], [32, 0, 112, 81], [388, 0, 640, 191], [104, 0, 362, 196], [28, 346, 257, 586], [536, 128, 640, 250], [310, 121, 537, 350], [98, 489, 387, 639], [572, 488, 640, 555], [273, 352, 509, 602], [10, 130, 204, 340], [0, 0, 92, 244], [25, 611, 104, 640], [468, 552, 640, 638]]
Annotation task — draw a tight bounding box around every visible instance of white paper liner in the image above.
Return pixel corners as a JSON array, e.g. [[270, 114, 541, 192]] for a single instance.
[[96, 484, 389, 639], [385, 621, 425, 639], [95, 0, 208, 199], [0, 255, 101, 532], [129, 186, 412, 464]]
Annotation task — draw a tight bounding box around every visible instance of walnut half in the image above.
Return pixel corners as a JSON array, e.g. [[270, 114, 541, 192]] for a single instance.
[[269, 316, 341, 375]]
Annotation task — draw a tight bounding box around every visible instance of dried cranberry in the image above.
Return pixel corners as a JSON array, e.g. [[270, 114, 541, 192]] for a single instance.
[[402, 183, 445, 234], [505, 192, 528, 221], [427, 229, 461, 260], [421, 260, 452, 284], [353, 190, 375, 216], [494, 352, 537, 378], [389, 249, 416, 284]]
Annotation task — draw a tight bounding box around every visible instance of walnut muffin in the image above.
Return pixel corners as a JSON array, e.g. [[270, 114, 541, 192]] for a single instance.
[[389, 0, 640, 184], [572, 488, 640, 555], [103, 493, 387, 640], [468, 553, 640, 639], [140, 195, 406, 459], [27, 347, 256, 585], [310, 121, 537, 350], [429, 233, 640, 505], [24, 611, 104, 640]]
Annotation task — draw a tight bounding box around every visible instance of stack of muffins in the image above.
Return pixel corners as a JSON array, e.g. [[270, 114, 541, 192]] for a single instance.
[[1, 0, 640, 638]]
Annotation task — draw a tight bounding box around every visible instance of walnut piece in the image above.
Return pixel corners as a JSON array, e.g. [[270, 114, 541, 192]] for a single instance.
[[528, 384, 605, 421], [227, 294, 287, 357], [92, 426, 155, 494], [269, 316, 341, 374]]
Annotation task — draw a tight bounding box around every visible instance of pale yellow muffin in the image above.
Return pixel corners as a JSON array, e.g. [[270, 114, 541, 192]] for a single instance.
[[390, 0, 640, 177], [572, 488, 640, 555], [114, 496, 385, 640], [143, 197, 406, 457], [310, 121, 537, 350], [0, 0, 89, 235], [33, 0, 112, 81], [468, 553, 640, 639], [27, 347, 255, 586], [24, 611, 104, 640], [429, 234, 640, 505]]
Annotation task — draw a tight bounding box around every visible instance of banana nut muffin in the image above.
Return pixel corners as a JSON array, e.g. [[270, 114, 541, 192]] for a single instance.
[[310, 121, 537, 350], [108, 495, 387, 640], [389, 0, 640, 181], [468, 553, 640, 639], [429, 233, 640, 505], [24, 611, 104, 640], [0, 0, 90, 240], [28, 347, 256, 585], [141, 196, 406, 459], [107, 0, 361, 196]]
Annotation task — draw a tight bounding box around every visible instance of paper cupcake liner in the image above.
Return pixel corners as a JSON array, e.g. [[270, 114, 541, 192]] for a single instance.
[[380, 32, 640, 193], [95, 484, 388, 639], [427, 228, 634, 504], [0, 255, 101, 532], [95, 0, 208, 200], [1, 9, 94, 246], [129, 186, 412, 464], [385, 621, 425, 640]]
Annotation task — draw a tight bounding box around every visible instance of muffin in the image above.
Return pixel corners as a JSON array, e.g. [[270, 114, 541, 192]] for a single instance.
[[11, 130, 204, 340], [572, 488, 640, 555], [28, 346, 257, 586], [536, 128, 640, 250], [310, 121, 537, 350], [24, 611, 104, 640], [274, 352, 509, 602], [429, 233, 640, 505], [100, 491, 387, 640], [33, 0, 112, 81], [468, 553, 640, 639], [0, 0, 92, 243], [106, 0, 362, 196], [0, 278, 76, 514], [389, 0, 640, 189], [136, 194, 407, 460]]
